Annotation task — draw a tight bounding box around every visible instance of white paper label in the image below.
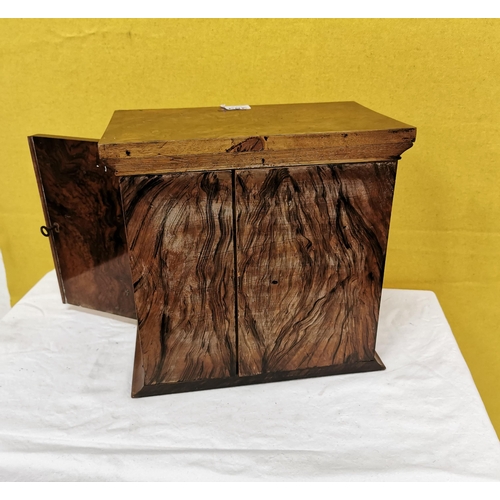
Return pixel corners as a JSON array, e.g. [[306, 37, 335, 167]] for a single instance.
[[220, 104, 251, 111]]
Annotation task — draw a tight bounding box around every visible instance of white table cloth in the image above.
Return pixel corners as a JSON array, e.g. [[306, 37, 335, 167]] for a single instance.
[[0, 270, 499, 481]]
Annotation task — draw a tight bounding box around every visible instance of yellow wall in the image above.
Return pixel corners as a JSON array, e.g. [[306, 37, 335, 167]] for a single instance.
[[1, 19, 499, 434]]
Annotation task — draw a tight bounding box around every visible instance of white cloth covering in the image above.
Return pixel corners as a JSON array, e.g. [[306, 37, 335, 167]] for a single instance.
[[0, 270, 499, 481]]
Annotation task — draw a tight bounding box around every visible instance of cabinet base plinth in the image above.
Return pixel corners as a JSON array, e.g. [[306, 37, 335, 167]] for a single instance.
[[131, 347, 386, 398]]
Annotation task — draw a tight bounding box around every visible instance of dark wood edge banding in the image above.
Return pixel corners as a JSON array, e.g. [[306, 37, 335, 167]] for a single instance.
[[131, 349, 385, 398], [231, 170, 240, 377], [28, 135, 69, 303], [131, 328, 146, 397]]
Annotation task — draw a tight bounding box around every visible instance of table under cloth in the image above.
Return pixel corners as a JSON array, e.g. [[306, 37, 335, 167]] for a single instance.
[[0, 271, 499, 481]]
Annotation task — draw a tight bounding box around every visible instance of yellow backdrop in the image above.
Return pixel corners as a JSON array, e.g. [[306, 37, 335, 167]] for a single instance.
[[1, 19, 498, 434]]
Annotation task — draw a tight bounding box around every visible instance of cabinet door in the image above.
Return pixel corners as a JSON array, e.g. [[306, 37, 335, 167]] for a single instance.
[[29, 136, 136, 318], [120, 172, 236, 388], [235, 162, 397, 376]]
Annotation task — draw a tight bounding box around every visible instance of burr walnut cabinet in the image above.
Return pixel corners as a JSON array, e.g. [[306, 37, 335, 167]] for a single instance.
[[29, 101, 416, 397]]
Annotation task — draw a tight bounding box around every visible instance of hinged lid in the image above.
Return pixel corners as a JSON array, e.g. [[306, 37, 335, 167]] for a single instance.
[[98, 101, 416, 176]]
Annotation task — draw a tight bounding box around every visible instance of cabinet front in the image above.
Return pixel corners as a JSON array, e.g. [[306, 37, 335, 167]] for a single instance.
[[121, 162, 396, 392], [235, 162, 397, 376]]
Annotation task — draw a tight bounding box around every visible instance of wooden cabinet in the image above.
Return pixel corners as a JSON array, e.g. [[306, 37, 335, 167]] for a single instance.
[[30, 101, 416, 397]]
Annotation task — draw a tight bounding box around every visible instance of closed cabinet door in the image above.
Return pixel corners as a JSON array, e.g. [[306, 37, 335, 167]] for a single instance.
[[235, 162, 397, 377], [120, 172, 237, 386]]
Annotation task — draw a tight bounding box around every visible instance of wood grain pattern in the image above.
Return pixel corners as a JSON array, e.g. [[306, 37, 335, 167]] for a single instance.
[[31, 102, 415, 398], [100, 101, 414, 149], [120, 172, 236, 388], [101, 130, 414, 161], [132, 354, 385, 398], [28, 136, 136, 319], [235, 162, 397, 376], [103, 141, 411, 176], [98, 102, 415, 175]]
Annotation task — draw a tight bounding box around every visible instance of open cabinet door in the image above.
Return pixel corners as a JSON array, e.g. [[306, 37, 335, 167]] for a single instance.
[[29, 135, 136, 319]]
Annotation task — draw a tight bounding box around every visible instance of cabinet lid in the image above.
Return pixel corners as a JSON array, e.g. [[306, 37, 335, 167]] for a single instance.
[[98, 101, 416, 176]]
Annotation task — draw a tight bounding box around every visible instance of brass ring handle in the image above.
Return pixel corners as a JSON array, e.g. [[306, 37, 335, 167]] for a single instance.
[[40, 223, 60, 237]]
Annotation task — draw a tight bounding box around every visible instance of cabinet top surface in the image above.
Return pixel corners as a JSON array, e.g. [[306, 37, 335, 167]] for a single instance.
[[100, 101, 414, 145], [98, 102, 416, 176]]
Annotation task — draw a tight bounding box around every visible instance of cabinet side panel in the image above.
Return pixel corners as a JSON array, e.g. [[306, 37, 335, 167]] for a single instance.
[[121, 172, 236, 385], [29, 136, 136, 319], [236, 162, 397, 376]]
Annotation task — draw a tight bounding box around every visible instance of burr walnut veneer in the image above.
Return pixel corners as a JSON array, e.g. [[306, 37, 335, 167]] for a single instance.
[[29, 102, 416, 398]]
